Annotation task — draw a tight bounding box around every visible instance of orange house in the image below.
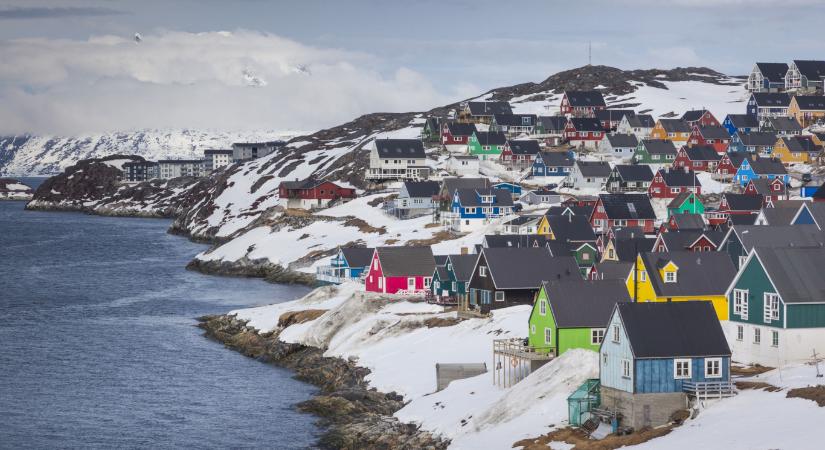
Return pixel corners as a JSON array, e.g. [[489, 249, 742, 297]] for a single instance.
[[650, 119, 691, 145], [788, 96, 825, 128], [772, 136, 821, 164]]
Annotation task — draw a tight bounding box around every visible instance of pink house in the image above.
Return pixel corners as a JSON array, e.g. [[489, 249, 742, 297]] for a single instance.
[[364, 246, 436, 295]]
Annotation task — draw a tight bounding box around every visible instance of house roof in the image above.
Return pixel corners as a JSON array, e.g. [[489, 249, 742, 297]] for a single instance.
[[435, 255, 450, 266], [545, 205, 594, 217], [613, 237, 655, 262], [724, 193, 764, 211], [599, 193, 656, 220], [639, 251, 736, 297], [607, 133, 639, 148], [594, 261, 634, 281], [726, 114, 759, 129], [446, 122, 477, 137], [473, 131, 508, 146], [669, 212, 706, 230], [684, 145, 722, 161], [748, 156, 787, 175], [530, 188, 560, 196], [569, 118, 603, 132], [611, 226, 647, 240], [280, 177, 336, 190], [403, 180, 440, 198], [375, 139, 426, 158], [659, 119, 692, 133], [758, 207, 798, 226], [448, 254, 478, 282], [376, 246, 436, 277], [435, 265, 449, 280], [536, 116, 568, 132], [749, 177, 787, 196], [802, 203, 825, 228], [504, 215, 542, 226], [481, 247, 580, 289], [508, 140, 541, 155], [596, 109, 635, 122], [695, 125, 730, 140], [792, 60, 825, 81], [545, 240, 574, 258], [617, 302, 731, 359], [494, 113, 537, 126], [340, 247, 375, 268], [455, 188, 513, 207], [442, 177, 491, 195], [751, 246, 825, 304], [659, 230, 725, 251], [576, 160, 612, 178], [547, 214, 597, 242], [751, 92, 791, 107], [484, 234, 550, 249], [564, 90, 606, 108], [793, 95, 825, 111], [728, 214, 758, 225], [626, 114, 656, 128], [641, 139, 677, 155], [731, 225, 825, 253], [537, 151, 575, 167], [784, 135, 820, 152], [738, 131, 778, 146], [756, 62, 789, 82], [614, 164, 654, 182], [681, 109, 710, 122], [765, 116, 802, 132], [543, 280, 631, 328], [656, 168, 701, 187], [722, 151, 748, 168], [467, 101, 512, 116]]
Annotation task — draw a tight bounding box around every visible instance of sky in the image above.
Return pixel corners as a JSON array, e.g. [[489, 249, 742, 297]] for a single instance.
[[1, 0, 824, 136]]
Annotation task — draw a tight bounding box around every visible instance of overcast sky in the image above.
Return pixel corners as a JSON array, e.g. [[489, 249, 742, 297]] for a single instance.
[[1, 0, 824, 135]]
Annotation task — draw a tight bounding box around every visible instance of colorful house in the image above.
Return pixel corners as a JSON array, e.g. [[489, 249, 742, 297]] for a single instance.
[[528, 280, 631, 355], [648, 168, 701, 199], [728, 131, 777, 155], [681, 109, 720, 128], [714, 152, 747, 181], [316, 246, 375, 284], [633, 139, 677, 164], [746, 62, 789, 92], [772, 136, 822, 165], [534, 116, 568, 146], [650, 119, 692, 145], [599, 302, 732, 430], [788, 95, 825, 128], [468, 131, 507, 160], [665, 212, 706, 231], [500, 139, 540, 169], [459, 101, 512, 124], [491, 113, 537, 136], [722, 114, 759, 135], [746, 93, 790, 122], [761, 116, 802, 137], [441, 122, 477, 150], [734, 155, 789, 187], [627, 251, 736, 320], [448, 187, 514, 232], [364, 246, 436, 295], [565, 118, 604, 149], [531, 151, 575, 178], [667, 192, 704, 217], [421, 117, 442, 143], [784, 60, 825, 92], [601, 133, 639, 158], [652, 230, 724, 253], [605, 165, 654, 193], [688, 125, 730, 154], [673, 145, 721, 172], [596, 110, 635, 131], [791, 202, 825, 230], [560, 90, 606, 118], [430, 253, 477, 306], [744, 178, 788, 204], [617, 114, 655, 139], [590, 193, 657, 234], [718, 224, 825, 270], [278, 178, 357, 210]]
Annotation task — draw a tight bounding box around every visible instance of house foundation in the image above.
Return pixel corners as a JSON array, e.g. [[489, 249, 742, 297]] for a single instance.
[[600, 386, 687, 430]]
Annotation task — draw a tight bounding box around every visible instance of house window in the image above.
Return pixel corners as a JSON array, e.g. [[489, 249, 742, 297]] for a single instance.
[[434, 281, 440, 289], [772, 330, 779, 347], [737, 325, 744, 341], [738, 255, 748, 267], [479, 266, 487, 277], [539, 300, 546, 315], [531, 324, 536, 334], [591, 328, 605, 345], [674, 358, 692, 379], [452, 281, 457, 291], [544, 328, 552, 345], [764, 293, 779, 322], [615, 219, 626, 226], [603, 353, 608, 366], [608, 248, 615, 259], [612, 324, 620, 343], [378, 277, 383, 289], [734, 289, 749, 320], [640, 270, 647, 282], [754, 327, 761, 345], [582, 252, 590, 261], [665, 271, 677, 283], [705, 358, 722, 378], [495, 291, 505, 302], [621, 359, 631, 379]]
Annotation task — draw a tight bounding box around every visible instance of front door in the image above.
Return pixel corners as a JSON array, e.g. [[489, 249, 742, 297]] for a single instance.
[[408, 277, 416, 291]]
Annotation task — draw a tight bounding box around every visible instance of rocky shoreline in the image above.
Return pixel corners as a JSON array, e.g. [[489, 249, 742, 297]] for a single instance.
[[198, 314, 449, 450], [186, 257, 317, 286]]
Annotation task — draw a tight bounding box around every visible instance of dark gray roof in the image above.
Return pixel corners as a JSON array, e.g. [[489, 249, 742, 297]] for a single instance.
[[793, 95, 825, 111], [442, 177, 491, 195], [594, 261, 634, 281], [748, 156, 787, 175], [659, 119, 691, 133], [670, 213, 706, 230], [435, 265, 449, 280], [614, 164, 654, 182], [723, 151, 748, 168], [641, 139, 677, 155], [447, 122, 477, 136], [765, 116, 802, 132], [542, 280, 631, 328], [547, 214, 597, 242], [724, 193, 764, 211], [448, 254, 478, 282], [483, 234, 550, 249], [404, 180, 440, 198], [455, 188, 513, 207], [751, 92, 791, 107], [341, 247, 375, 268], [280, 177, 332, 190], [659, 230, 725, 251], [802, 203, 825, 228], [494, 113, 537, 126], [726, 114, 759, 129], [617, 302, 731, 359], [537, 151, 575, 167], [681, 109, 711, 122], [758, 207, 798, 226], [612, 237, 655, 262], [596, 109, 635, 122], [611, 226, 647, 240], [569, 118, 603, 132], [627, 114, 655, 128], [435, 255, 450, 266], [375, 139, 426, 158], [376, 246, 435, 277], [749, 178, 787, 196], [504, 215, 542, 226], [599, 193, 656, 220], [729, 225, 825, 252], [792, 60, 825, 81], [657, 168, 701, 187], [467, 101, 512, 116], [607, 133, 639, 148], [738, 131, 777, 146], [508, 140, 541, 155], [782, 136, 820, 153], [564, 90, 606, 108], [756, 62, 789, 82], [482, 247, 580, 289], [640, 251, 736, 297], [536, 116, 568, 132], [751, 246, 825, 304], [473, 131, 507, 146], [695, 125, 730, 140], [576, 160, 611, 178], [545, 205, 594, 217], [728, 214, 758, 225], [684, 145, 721, 161], [545, 240, 574, 257]]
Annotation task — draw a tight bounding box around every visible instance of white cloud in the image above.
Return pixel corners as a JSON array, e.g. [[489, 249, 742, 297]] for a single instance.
[[0, 30, 453, 135]]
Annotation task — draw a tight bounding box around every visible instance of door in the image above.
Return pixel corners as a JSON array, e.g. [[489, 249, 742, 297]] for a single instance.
[[408, 277, 416, 291]]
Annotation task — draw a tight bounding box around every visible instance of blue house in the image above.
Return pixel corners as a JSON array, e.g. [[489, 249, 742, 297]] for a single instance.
[[746, 92, 790, 122], [532, 151, 575, 177], [316, 247, 375, 284], [728, 131, 777, 155], [449, 187, 514, 232], [599, 302, 732, 429], [722, 114, 758, 136], [734, 156, 789, 187], [791, 202, 825, 230], [492, 182, 522, 199]]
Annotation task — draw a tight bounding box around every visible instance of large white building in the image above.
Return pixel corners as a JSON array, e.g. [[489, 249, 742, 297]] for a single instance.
[[231, 141, 286, 162], [158, 160, 205, 179], [204, 149, 234, 171], [366, 138, 430, 181]]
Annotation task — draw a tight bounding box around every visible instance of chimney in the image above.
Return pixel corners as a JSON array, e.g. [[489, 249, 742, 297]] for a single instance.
[[684, 166, 689, 174], [461, 246, 469, 255]]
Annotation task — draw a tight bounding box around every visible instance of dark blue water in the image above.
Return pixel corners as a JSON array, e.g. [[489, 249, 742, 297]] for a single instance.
[[0, 201, 319, 448]]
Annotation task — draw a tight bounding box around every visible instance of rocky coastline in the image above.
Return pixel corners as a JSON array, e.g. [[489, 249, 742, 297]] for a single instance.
[[185, 257, 317, 286], [0, 178, 34, 201], [198, 314, 449, 450]]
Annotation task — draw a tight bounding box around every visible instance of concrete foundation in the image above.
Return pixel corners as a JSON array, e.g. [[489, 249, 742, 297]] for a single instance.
[[435, 363, 487, 391], [600, 386, 687, 429]]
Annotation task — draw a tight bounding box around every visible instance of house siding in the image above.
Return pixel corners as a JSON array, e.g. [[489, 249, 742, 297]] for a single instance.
[[728, 255, 783, 327], [786, 304, 825, 329], [599, 312, 635, 393], [634, 357, 730, 394]]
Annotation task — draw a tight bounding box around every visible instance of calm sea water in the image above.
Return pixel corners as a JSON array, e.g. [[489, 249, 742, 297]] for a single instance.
[[0, 196, 319, 448]]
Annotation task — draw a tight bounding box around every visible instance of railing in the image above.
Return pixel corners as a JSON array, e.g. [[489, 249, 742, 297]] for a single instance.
[[682, 381, 737, 400], [493, 338, 555, 360], [315, 266, 347, 284], [394, 288, 430, 297]]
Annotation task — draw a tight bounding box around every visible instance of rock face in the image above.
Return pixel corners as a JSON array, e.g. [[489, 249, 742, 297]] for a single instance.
[[186, 257, 317, 286], [198, 314, 449, 450], [0, 178, 33, 201]]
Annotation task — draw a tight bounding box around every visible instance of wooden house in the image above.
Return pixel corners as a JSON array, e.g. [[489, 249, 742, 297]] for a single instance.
[[367, 139, 430, 181], [519, 188, 562, 206], [500, 139, 540, 169], [364, 247, 436, 295], [733, 155, 789, 187], [595, 110, 635, 131], [687, 125, 730, 154], [459, 101, 512, 124], [445, 155, 480, 176], [617, 114, 655, 139], [492, 182, 522, 199], [648, 168, 701, 199], [567, 160, 611, 190], [605, 165, 654, 193], [602, 133, 639, 158], [560, 90, 606, 118], [448, 187, 514, 232], [746, 62, 789, 92], [534, 116, 568, 146], [491, 113, 537, 136], [753, 200, 807, 225], [761, 116, 802, 137], [501, 215, 542, 234], [784, 60, 825, 92], [316, 246, 375, 284], [544, 214, 598, 244], [718, 193, 764, 221], [728, 131, 777, 155], [652, 230, 724, 253], [627, 251, 736, 320], [788, 95, 825, 128], [278, 178, 356, 210], [437, 177, 490, 211], [601, 235, 655, 264], [468, 131, 508, 160], [746, 93, 790, 122], [722, 114, 759, 136], [421, 117, 442, 143], [441, 122, 477, 150], [718, 224, 825, 270], [599, 302, 732, 429], [667, 192, 704, 217], [665, 212, 706, 231], [565, 118, 604, 149], [681, 109, 720, 128], [633, 139, 677, 164], [390, 180, 440, 219], [714, 152, 747, 181], [528, 280, 631, 356], [531, 151, 575, 178], [430, 253, 477, 306], [590, 193, 656, 234], [650, 119, 691, 145], [673, 145, 721, 172], [744, 178, 788, 204]]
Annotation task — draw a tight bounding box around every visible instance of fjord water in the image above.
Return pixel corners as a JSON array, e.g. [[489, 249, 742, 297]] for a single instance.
[[0, 200, 318, 448]]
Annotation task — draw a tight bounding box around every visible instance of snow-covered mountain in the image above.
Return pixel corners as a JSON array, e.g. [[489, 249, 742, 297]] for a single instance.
[[0, 129, 302, 176]]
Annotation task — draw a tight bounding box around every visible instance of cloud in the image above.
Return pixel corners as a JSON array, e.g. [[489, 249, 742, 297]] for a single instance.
[[0, 6, 125, 20], [0, 30, 454, 135]]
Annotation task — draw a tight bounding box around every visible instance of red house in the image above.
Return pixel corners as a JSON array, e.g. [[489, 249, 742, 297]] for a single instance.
[[673, 145, 722, 172], [648, 168, 702, 199], [278, 178, 356, 210], [681, 109, 720, 128], [565, 118, 604, 148], [560, 90, 606, 118], [714, 152, 747, 181], [364, 246, 436, 295], [687, 125, 731, 154], [653, 231, 721, 253], [499, 139, 540, 168], [590, 193, 656, 234], [744, 178, 788, 204], [441, 122, 477, 148], [706, 193, 764, 226]]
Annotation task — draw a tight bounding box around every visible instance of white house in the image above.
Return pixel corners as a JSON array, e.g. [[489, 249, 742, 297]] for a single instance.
[[446, 155, 480, 176], [566, 160, 611, 190], [500, 215, 542, 234], [366, 139, 430, 181], [616, 114, 655, 139], [601, 133, 638, 159]]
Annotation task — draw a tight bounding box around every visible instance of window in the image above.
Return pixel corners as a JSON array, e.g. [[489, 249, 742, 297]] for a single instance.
[[737, 325, 744, 341], [754, 327, 761, 344], [539, 300, 546, 315], [734, 289, 749, 320], [531, 324, 536, 334], [424, 277, 432, 287], [764, 293, 779, 322], [544, 328, 552, 345], [479, 266, 487, 277], [612, 325, 620, 343], [495, 291, 505, 302], [621, 359, 631, 378], [591, 328, 605, 345], [608, 248, 615, 259], [452, 281, 457, 291], [674, 358, 692, 379], [705, 358, 722, 378], [434, 281, 440, 289], [378, 277, 383, 289], [670, 187, 681, 194], [614, 219, 626, 226], [772, 330, 779, 347], [664, 271, 677, 283], [738, 255, 748, 267], [640, 271, 647, 282], [603, 353, 608, 366]]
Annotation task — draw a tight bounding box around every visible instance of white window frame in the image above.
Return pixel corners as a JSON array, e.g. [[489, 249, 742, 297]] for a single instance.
[[640, 270, 647, 282], [754, 327, 761, 345], [544, 327, 552, 345], [539, 299, 546, 315], [495, 291, 505, 302], [772, 330, 779, 347], [736, 325, 744, 341], [734, 289, 749, 320], [621, 359, 632, 379], [664, 271, 677, 283], [591, 328, 605, 345], [705, 358, 722, 378], [479, 266, 487, 277], [674, 358, 692, 379], [764, 293, 779, 322], [738, 255, 748, 267], [408, 277, 416, 290], [612, 324, 621, 343]]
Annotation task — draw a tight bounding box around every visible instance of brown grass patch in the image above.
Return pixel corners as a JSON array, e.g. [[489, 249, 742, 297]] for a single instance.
[[367, 194, 397, 207], [406, 230, 458, 246], [735, 381, 782, 392], [284, 208, 312, 217], [731, 364, 774, 377], [383, 238, 399, 245], [278, 309, 327, 328], [424, 222, 441, 228], [787, 386, 825, 406], [343, 217, 386, 234], [423, 316, 462, 328], [514, 425, 675, 450]]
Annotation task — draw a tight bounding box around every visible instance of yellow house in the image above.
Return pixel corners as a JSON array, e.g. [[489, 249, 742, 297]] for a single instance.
[[789, 96, 825, 128], [772, 136, 820, 164], [625, 251, 736, 320], [649, 119, 691, 145], [601, 240, 619, 262], [537, 214, 552, 236]]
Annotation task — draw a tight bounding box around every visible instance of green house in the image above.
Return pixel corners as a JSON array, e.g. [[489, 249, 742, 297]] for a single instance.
[[430, 254, 477, 304], [528, 279, 631, 355], [633, 139, 677, 164], [421, 117, 441, 143], [546, 241, 597, 278], [468, 131, 507, 160], [667, 191, 704, 218]]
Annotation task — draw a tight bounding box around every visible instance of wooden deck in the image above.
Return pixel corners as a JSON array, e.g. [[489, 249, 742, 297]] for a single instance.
[[492, 338, 554, 387]]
